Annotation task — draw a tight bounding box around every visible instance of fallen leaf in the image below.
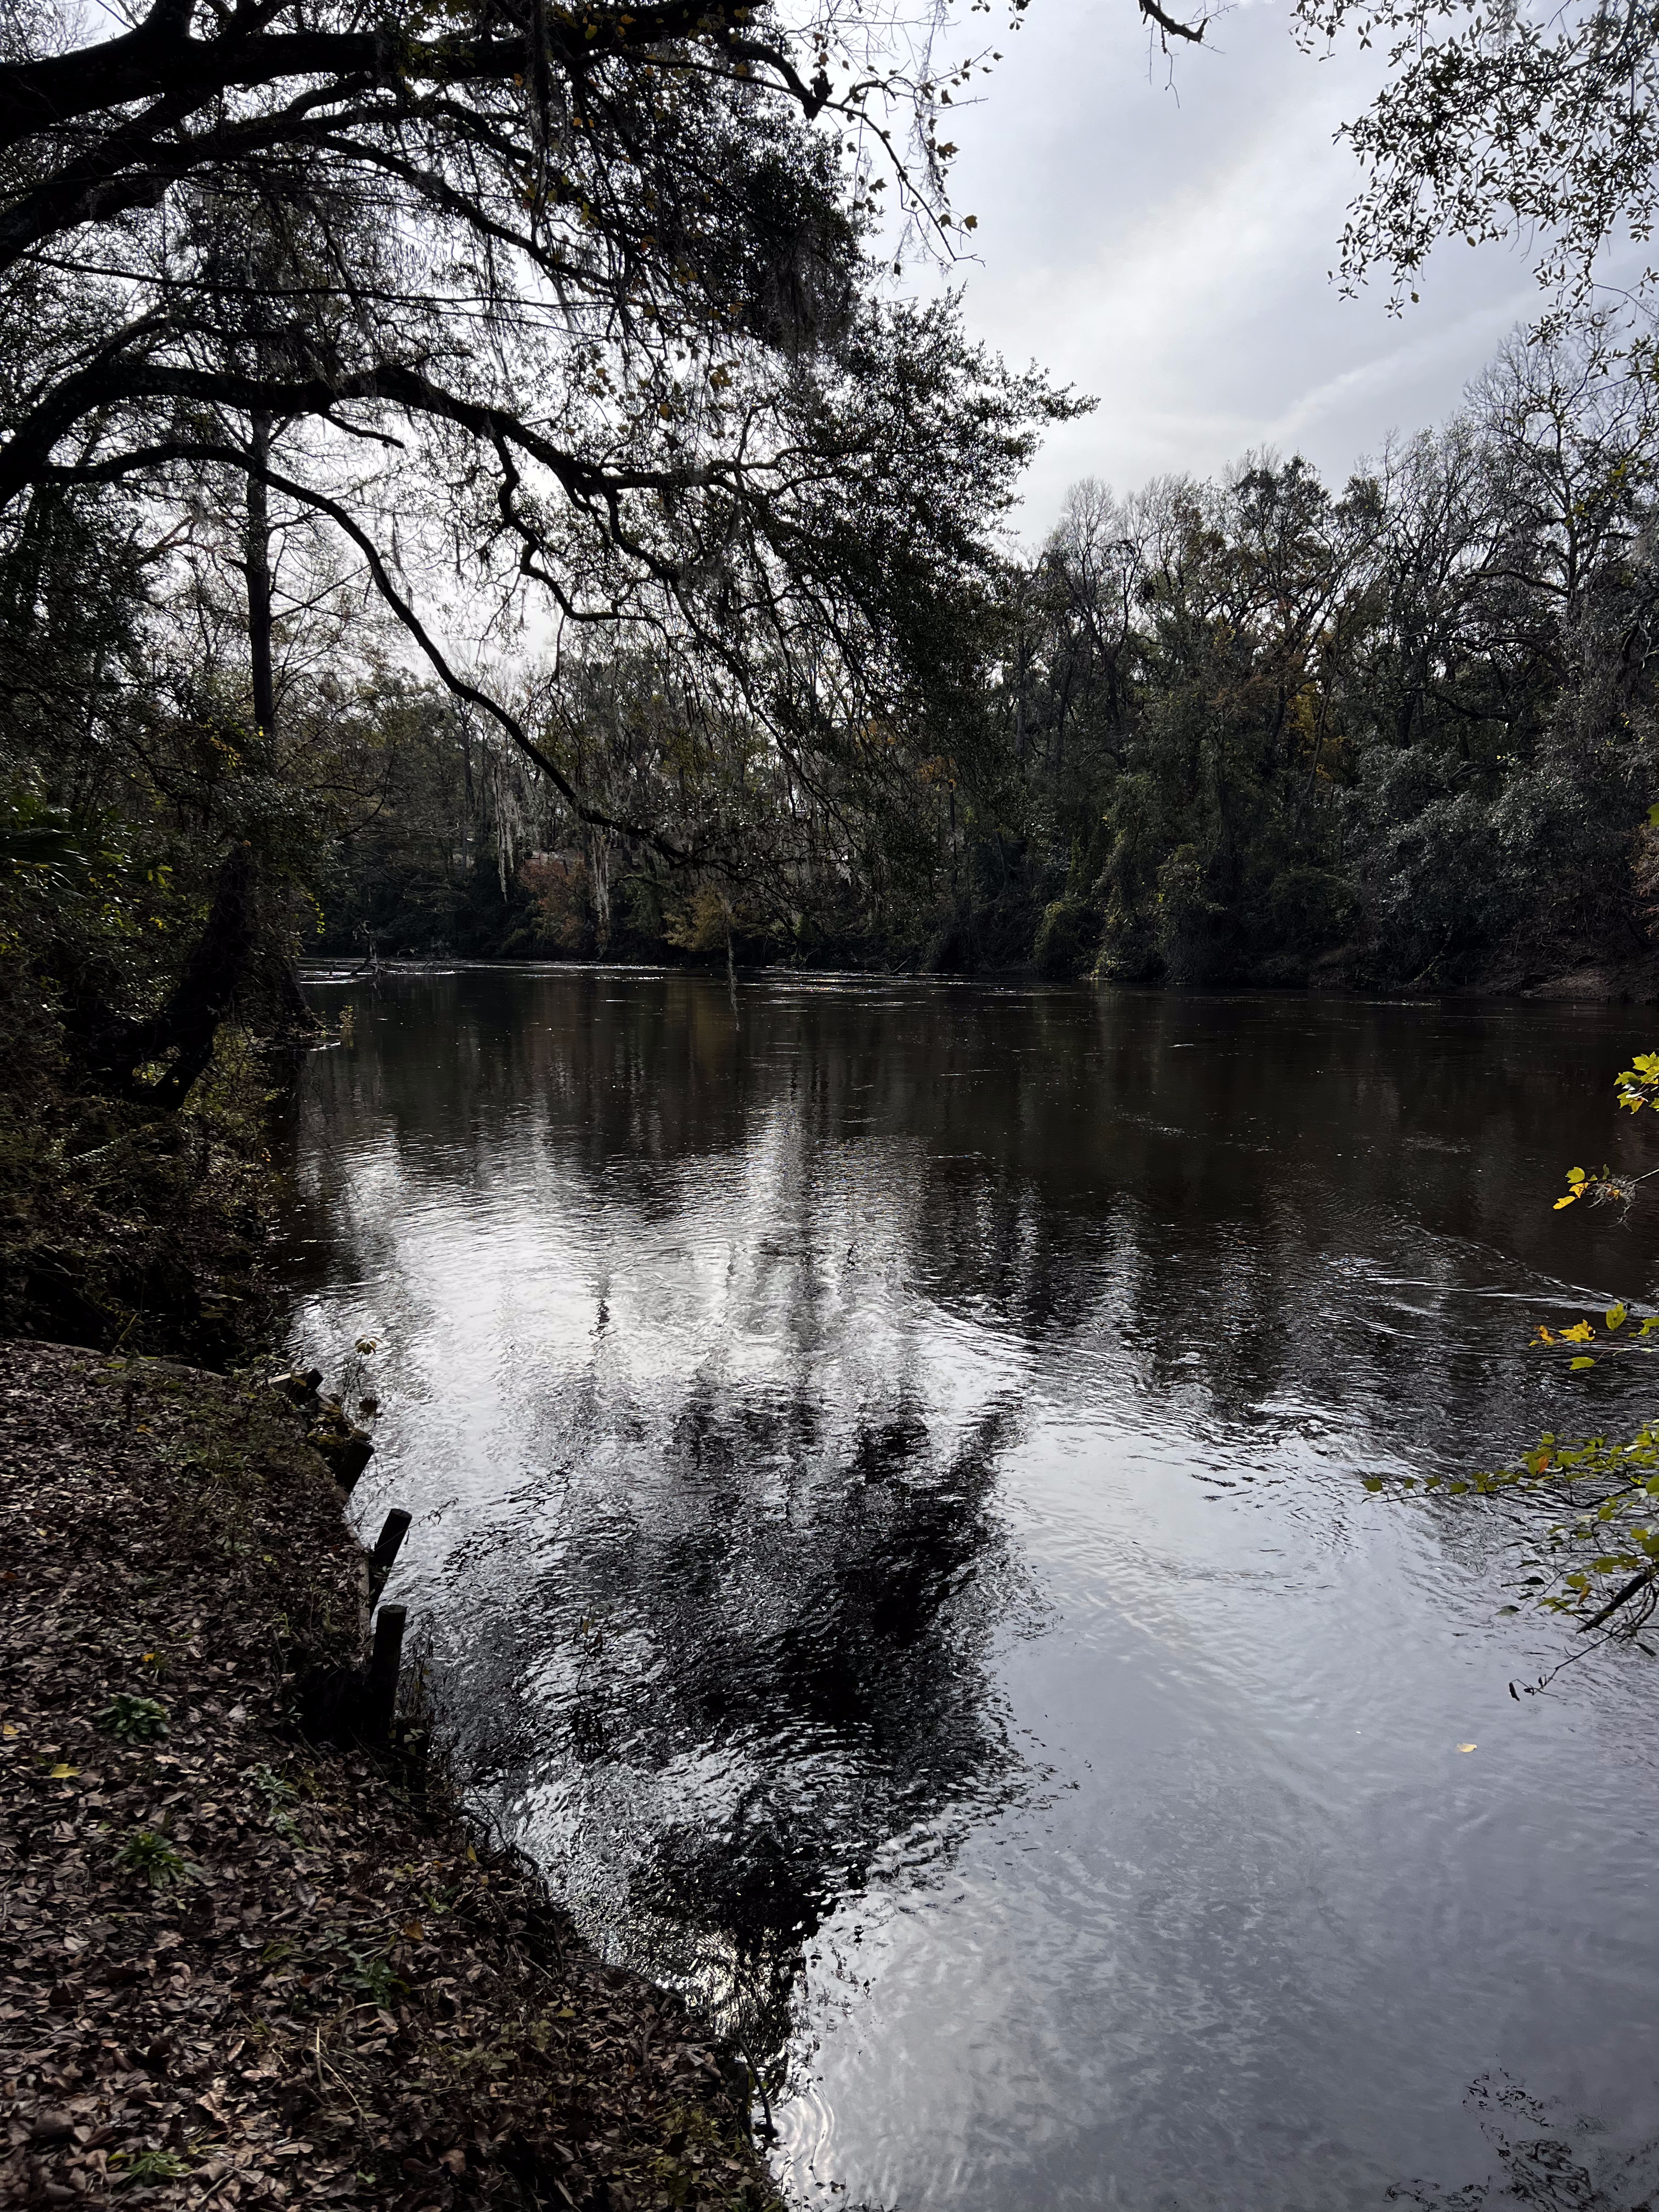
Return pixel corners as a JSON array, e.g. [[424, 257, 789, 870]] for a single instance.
[[1457, 1743, 1477, 1753], [0, 1340, 771, 2212]]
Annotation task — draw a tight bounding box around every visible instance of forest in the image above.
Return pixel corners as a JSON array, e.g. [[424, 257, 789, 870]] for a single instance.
[[311, 316, 1659, 991], [10, 309, 1659, 1003]]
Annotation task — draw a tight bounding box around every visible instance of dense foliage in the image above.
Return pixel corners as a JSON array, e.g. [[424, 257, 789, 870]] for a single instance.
[[981, 317, 1659, 990], [0, 0, 1073, 1003], [314, 314, 1659, 989]]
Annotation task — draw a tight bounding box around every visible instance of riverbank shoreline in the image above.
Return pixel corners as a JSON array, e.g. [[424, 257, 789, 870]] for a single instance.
[[1, 1340, 779, 2212], [300, 952, 1659, 1002]]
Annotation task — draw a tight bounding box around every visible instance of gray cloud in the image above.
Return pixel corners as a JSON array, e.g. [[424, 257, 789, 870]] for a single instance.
[[923, 0, 1554, 534]]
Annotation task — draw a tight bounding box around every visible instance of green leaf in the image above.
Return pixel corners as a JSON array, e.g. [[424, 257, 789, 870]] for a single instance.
[[1571, 1356, 1597, 1369]]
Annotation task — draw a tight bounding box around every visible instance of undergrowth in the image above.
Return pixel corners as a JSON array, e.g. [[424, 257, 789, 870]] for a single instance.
[[0, 923, 285, 1365]]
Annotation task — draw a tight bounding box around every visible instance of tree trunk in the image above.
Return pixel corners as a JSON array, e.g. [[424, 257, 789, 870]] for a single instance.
[[246, 411, 275, 740], [93, 843, 261, 1111]]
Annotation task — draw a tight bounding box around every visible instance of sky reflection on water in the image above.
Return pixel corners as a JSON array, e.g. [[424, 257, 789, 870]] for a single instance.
[[282, 973, 1659, 2210]]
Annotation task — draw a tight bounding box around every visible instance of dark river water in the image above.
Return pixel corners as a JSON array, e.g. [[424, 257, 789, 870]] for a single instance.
[[281, 968, 1659, 2211]]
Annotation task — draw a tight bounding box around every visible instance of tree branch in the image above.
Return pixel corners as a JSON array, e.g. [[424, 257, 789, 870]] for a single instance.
[[1138, 0, 1211, 43], [40, 435, 692, 860], [0, 4, 784, 155]]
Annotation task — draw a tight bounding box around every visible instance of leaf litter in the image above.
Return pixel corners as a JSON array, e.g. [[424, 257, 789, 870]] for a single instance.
[[1, 1341, 779, 2212]]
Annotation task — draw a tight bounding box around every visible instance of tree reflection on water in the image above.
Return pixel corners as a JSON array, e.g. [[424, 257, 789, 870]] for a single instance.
[[281, 967, 1659, 2183], [429, 1378, 1043, 2063]]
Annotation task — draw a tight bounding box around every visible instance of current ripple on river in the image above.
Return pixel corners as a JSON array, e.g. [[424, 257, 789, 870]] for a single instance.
[[282, 970, 1659, 2211]]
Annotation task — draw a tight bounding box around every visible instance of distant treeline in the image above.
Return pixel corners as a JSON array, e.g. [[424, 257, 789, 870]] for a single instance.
[[317, 319, 1659, 990], [8, 316, 1659, 1002]]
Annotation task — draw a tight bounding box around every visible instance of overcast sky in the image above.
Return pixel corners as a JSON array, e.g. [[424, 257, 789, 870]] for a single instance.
[[917, 0, 1551, 539]]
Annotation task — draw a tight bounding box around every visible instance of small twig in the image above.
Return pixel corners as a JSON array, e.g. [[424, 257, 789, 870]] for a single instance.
[[194, 2166, 239, 2211], [732, 2029, 774, 2141], [313, 2023, 369, 2119], [1511, 1617, 1629, 1696], [1579, 1562, 1657, 1633]]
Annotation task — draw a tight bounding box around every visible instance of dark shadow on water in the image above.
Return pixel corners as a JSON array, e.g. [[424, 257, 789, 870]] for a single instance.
[[438, 1385, 1045, 2062], [1392, 2076, 1659, 2209]]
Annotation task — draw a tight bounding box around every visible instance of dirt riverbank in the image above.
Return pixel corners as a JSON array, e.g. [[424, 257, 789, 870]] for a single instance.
[[1, 1340, 777, 2212]]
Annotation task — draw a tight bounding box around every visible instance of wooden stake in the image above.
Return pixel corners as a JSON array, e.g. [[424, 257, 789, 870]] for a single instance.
[[368, 1509, 412, 1600], [363, 1604, 407, 1745]]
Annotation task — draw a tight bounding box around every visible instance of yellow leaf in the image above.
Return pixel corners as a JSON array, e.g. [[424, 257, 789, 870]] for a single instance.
[[1554, 1194, 1579, 1209], [1456, 1743, 1477, 1754], [48, 1763, 78, 1780]]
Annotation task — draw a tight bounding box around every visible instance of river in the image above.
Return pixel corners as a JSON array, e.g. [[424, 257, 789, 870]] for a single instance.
[[281, 968, 1659, 2210]]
